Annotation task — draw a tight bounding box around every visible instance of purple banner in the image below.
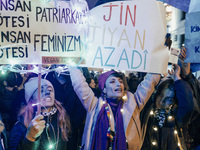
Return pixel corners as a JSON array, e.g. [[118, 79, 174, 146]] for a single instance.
[[158, 0, 191, 12], [191, 63, 200, 72]]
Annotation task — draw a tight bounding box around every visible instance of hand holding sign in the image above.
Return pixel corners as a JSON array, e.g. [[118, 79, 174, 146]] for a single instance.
[[179, 47, 187, 61], [178, 47, 191, 76], [26, 115, 46, 142]]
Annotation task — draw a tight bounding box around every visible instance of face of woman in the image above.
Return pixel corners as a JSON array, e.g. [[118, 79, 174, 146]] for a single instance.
[[32, 85, 55, 108], [104, 75, 125, 99], [156, 87, 175, 109], [89, 79, 96, 89]]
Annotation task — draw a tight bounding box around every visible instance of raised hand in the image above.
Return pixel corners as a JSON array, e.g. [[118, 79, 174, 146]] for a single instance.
[[179, 47, 190, 76], [168, 64, 181, 81], [26, 115, 46, 142], [179, 47, 187, 61]]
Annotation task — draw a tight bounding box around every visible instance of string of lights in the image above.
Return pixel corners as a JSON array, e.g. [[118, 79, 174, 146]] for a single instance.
[[148, 108, 182, 149], [0, 64, 70, 77], [32, 101, 59, 149]]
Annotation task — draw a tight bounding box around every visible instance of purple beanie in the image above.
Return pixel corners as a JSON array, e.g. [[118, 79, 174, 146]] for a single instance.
[[98, 70, 117, 92]]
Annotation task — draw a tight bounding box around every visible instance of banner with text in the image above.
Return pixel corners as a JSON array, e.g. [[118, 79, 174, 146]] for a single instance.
[[185, 11, 200, 63], [188, 0, 200, 13], [84, 0, 168, 74], [184, 0, 200, 72], [0, 0, 88, 64]]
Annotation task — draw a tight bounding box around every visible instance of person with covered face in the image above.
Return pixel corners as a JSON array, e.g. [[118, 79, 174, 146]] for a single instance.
[[8, 78, 71, 150], [141, 64, 195, 150], [69, 66, 161, 150]]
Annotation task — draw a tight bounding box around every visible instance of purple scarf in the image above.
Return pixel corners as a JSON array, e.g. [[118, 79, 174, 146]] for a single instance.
[[90, 99, 127, 150]]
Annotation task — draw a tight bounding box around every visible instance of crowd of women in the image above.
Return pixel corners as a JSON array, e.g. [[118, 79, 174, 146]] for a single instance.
[[0, 46, 199, 150]]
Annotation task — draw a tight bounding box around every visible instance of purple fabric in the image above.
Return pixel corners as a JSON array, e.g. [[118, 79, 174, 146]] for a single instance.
[[90, 99, 127, 150], [98, 71, 117, 92], [107, 98, 119, 118], [112, 101, 127, 150]]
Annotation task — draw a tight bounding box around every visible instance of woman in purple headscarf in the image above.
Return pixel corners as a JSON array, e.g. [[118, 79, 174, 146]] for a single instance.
[[69, 67, 160, 150]]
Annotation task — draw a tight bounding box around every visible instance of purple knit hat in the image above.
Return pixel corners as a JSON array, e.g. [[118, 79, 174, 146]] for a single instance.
[[98, 70, 117, 92]]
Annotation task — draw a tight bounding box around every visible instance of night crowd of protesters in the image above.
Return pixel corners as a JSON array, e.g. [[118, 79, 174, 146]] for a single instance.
[[1, 0, 200, 149], [0, 45, 199, 150]]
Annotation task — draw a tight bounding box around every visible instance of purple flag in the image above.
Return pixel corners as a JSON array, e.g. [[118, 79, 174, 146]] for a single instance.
[[161, 0, 191, 12]]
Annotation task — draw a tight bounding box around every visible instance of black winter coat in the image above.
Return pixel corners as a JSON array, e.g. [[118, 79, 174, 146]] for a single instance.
[[141, 79, 195, 150]]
